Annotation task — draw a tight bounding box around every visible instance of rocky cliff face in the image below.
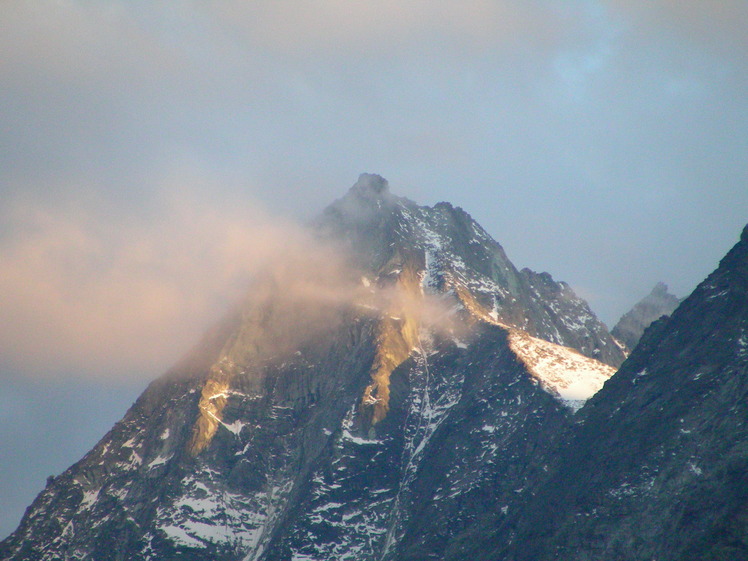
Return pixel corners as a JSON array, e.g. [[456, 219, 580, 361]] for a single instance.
[[611, 281, 681, 351], [317, 174, 626, 370], [0, 175, 637, 561]]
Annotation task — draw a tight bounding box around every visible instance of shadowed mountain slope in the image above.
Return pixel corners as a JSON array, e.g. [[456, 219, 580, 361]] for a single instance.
[[491, 224, 748, 561]]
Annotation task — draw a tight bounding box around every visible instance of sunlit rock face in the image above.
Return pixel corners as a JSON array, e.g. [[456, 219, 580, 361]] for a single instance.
[[1, 175, 629, 561]]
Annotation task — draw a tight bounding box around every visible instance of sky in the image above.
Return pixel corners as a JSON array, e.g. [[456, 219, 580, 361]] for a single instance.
[[1, 0, 747, 538]]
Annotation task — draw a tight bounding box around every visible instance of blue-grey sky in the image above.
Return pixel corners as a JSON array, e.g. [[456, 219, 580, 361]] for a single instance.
[[1, 0, 747, 538]]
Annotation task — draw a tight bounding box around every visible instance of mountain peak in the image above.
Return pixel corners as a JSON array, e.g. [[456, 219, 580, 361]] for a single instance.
[[350, 173, 390, 199], [1, 175, 628, 561], [611, 281, 680, 351], [315, 175, 395, 243], [651, 281, 669, 295]]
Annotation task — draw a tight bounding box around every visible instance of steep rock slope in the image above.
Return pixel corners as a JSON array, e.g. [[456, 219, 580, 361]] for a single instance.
[[317, 174, 625, 370], [611, 281, 680, 351], [499, 224, 748, 561], [264, 324, 572, 561], [1, 175, 621, 561], [1, 305, 380, 561]]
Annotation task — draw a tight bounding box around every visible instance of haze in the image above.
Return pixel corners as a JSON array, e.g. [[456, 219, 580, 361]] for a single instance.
[[1, 0, 747, 539]]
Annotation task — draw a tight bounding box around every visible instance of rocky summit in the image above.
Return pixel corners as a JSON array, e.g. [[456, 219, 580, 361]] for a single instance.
[[2, 175, 746, 561], [611, 281, 681, 351]]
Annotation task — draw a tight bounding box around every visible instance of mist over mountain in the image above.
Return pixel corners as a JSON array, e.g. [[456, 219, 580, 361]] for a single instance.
[[2, 176, 746, 561]]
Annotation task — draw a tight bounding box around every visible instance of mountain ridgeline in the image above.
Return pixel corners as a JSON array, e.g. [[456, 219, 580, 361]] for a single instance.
[[2, 175, 746, 561]]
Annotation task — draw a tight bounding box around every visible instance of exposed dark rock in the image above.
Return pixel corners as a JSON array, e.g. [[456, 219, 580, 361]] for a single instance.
[[492, 224, 748, 561]]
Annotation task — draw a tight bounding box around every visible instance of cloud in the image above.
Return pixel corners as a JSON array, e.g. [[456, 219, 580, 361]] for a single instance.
[[208, 1, 564, 57], [0, 2, 192, 82], [0, 164, 476, 383], [0, 168, 358, 381], [610, 1, 748, 50], [1, 0, 746, 340]]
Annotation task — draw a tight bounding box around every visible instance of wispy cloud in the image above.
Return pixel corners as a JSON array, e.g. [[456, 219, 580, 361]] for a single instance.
[[1, 0, 746, 344], [0, 169, 346, 380]]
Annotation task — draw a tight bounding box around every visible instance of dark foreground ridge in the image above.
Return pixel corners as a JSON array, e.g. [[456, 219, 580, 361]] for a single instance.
[[494, 222, 748, 561], [2, 176, 746, 561]]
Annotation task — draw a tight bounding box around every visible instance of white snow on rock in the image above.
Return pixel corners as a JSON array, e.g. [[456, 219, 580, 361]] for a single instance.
[[147, 453, 173, 470], [507, 329, 615, 411], [79, 488, 100, 510]]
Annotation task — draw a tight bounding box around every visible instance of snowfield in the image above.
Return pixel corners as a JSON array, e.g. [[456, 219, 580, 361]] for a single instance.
[[508, 329, 615, 411]]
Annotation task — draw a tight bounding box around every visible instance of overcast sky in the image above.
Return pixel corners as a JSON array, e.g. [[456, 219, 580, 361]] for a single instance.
[[2, 0, 747, 538]]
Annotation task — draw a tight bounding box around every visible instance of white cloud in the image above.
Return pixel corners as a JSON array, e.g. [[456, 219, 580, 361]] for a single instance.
[[0, 167, 338, 380]]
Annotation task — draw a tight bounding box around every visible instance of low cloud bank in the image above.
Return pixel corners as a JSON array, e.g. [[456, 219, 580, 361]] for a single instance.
[[0, 181, 359, 381], [0, 176, 472, 382]]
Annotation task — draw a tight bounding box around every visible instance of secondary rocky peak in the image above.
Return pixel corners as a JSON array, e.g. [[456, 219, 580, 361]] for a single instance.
[[651, 281, 669, 295], [351, 172, 390, 198], [612, 281, 681, 351]]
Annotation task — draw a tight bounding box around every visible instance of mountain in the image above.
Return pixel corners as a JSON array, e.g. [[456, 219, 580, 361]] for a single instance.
[[611, 281, 681, 351], [489, 224, 748, 561], [1, 174, 623, 561], [316, 174, 626, 370]]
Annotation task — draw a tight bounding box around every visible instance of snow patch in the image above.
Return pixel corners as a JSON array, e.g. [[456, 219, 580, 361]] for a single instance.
[[737, 332, 748, 355], [452, 336, 468, 349], [508, 330, 615, 410], [122, 436, 139, 448], [79, 488, 100, 510], [160, 524, 205, 548], [147, 453, 173, 470], [341, 428, 380, 445], [222, 419, 246, 436]]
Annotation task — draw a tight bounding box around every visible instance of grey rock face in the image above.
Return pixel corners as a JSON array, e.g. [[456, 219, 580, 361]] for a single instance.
[[611, 282, 681, 351], [264, 325, 571, 561], [318, 174, 626, 368], [0, 176, 627, 561], [1, 309, 380, 561]]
